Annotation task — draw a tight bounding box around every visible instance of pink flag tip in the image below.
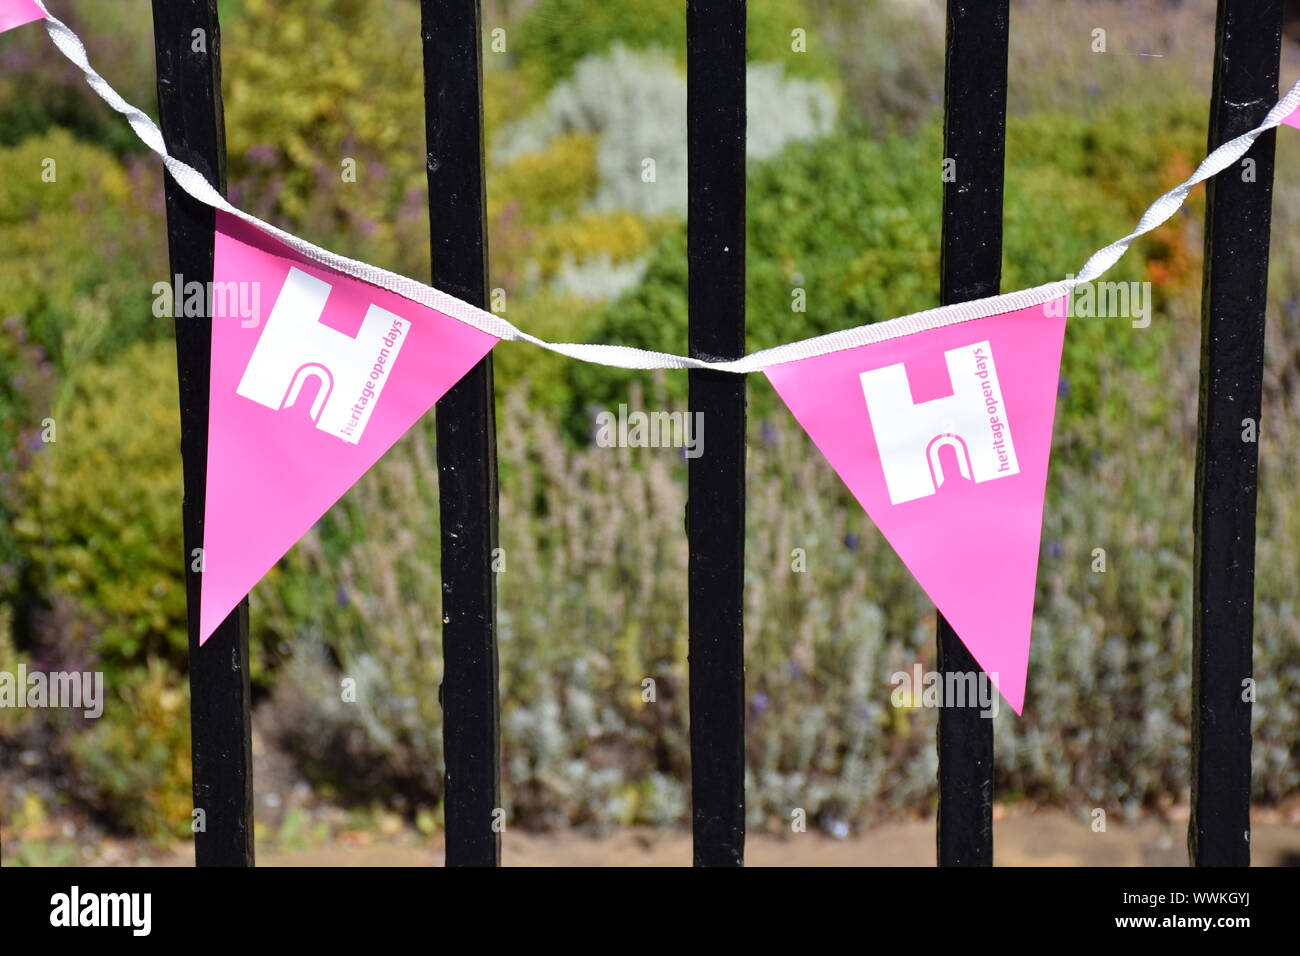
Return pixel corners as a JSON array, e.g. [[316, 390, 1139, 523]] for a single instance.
[[765, 297, 1068, 716]]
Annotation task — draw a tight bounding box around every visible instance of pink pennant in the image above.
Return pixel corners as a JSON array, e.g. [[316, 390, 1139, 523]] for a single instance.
[[200, 212, 498, 642], [0, 0, 44, 33], [764, 298, 1069, 713], [1283, 105, 1300, 131]]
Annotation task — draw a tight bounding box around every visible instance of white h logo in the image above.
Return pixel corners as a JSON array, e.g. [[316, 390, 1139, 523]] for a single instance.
[[237, 267, 410, 444], [859, 340, 1019, 505]]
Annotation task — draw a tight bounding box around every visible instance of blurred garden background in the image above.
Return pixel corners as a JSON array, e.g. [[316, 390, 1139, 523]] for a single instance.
[[3, 0, 1300, 865]]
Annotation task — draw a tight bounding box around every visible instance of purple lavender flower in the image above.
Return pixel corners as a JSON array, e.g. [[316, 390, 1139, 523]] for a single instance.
[[246, 144, 277, 166]]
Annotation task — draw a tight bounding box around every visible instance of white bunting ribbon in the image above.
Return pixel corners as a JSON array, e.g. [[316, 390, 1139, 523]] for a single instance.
[[28, 1, 1300, 373]]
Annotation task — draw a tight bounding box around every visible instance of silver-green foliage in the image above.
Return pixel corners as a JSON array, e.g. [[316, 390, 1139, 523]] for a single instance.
[[494, 45, 837, 217]]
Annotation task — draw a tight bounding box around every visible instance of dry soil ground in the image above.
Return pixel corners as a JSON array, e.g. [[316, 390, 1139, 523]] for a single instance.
[[152, 810, 1300, 867]]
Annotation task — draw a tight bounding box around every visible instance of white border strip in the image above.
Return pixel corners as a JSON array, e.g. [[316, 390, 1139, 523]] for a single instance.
[[24, 2, 1300, 373]]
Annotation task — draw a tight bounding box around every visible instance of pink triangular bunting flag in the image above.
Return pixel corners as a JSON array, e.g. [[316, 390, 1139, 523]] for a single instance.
[[0, 0, 44, 34], [200, 212, 498, 642], [764, 298, 1069, 713], [1283, 104, 1300, 131]]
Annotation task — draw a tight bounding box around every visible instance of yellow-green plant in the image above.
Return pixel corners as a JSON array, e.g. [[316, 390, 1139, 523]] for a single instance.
[[16, 340, 186, 671], [70, 659, 193, 841]]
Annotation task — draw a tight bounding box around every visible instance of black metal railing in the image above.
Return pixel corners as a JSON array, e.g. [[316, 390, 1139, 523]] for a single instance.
[[152, 0, 254, 868], [1191, 0, 1283, 868], [150, 0, 1283, 867], [685, 0, 748, 869], [935, 0, 1010, 868], [421, 0, 502, 870]]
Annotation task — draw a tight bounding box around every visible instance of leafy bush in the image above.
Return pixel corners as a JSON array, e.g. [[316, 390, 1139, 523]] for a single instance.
[[220, 0, 432, 278], [0, 605, 28, 733], [489, 132, 601, 227], [488, 133, 665, 300], [15, 341, 186, 674], [805, 0, 945, 133], [565, 99, 1203, 439], [494, 46, 836, 217], [0, 130, 167, 606], [510, 0, 831, 90], [0, 0, 159, 156], [70, 659, 193, 840], [0, 128, 167, 421], [12, 338, 287, 685]]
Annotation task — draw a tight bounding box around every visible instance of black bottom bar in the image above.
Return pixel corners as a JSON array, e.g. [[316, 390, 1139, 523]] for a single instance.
[[188, 603, 254, 866], [934, 0, 1010, 867], [151, 0, 254, 867], [687, 369, 747, 867], [685, 0, 747, 867], [421, 0, 500, 867], [1190, 0, 1283, 869], [436, 358, 502, 867], [936, 615, 994, 866]]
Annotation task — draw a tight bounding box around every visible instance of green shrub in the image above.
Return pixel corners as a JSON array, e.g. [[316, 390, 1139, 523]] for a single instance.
[[0, 604, 29, 734], [0, 128, 168, 405], [15, 340, 186, 674], [805, 0, 944, 133], [0, 130, 168, 605], [493, 46, 836, 218], [565, 99, 1203, 440], [219, 0, 433, 279], [511, 0, 830, 91], [12, 338, 286, 685], [70, 659, 193, 841], [0, 0, 159, 156]]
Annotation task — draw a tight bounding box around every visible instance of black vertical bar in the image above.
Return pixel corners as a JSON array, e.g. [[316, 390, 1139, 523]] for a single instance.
[[935, 0, 1009, 868], [1190, 0, 1282, 868], [421, 0, 501, 867], [150, 0, 254, 866], [686, 0, 746, 867]]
